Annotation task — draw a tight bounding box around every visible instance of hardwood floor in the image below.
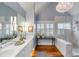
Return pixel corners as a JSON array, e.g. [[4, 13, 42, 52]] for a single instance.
[[32, 45, 63, 57]]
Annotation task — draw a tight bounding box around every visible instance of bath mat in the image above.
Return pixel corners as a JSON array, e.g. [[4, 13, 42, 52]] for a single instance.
[[37, 52, 46, 57]]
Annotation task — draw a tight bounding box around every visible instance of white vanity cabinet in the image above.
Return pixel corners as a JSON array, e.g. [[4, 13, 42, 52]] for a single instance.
[[24, 39, 34, 57], [0, 35, 35, 57], [16, 48, 25, 57], [16, 36, 35, 57]]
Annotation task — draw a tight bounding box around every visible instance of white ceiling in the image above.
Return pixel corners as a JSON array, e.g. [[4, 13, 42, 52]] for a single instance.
[[68, 2, 79, 16], [18, 2, 34, 13], [18, 2, 48, 14], [35, 2, 48, 13], [18, 2, 79, 16]]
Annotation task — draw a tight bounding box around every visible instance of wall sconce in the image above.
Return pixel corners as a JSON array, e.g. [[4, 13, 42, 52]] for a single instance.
[[18, 26, 23, 32], [28, 24, 33, 32]]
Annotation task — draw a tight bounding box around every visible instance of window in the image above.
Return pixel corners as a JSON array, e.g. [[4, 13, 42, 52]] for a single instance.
[[50, 24, 53, 35], [10, 16, 17, 34], [37, 24, 41, 34], [46, 24, 50, 35], [64, 23, 71, 29], [58, 23, 64, 29], [37, 24, 40, 29], [57, 23, 71, 35], [36, 24, 53, 36], [40, 24, 44, 34], [0, 24, 2, 30], [58, 23, 64, 35], [0, 24, 2, 36], [6, 24, 9, 35]]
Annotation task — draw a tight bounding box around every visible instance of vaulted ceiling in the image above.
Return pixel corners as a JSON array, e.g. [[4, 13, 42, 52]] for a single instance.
[[18, 2, 48, 14], [18, 2, 79, 17], [18, 2, 34, 13], [68, 2, 79, 16]]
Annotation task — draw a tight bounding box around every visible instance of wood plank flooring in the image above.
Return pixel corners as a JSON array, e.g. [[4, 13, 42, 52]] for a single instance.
[[32, 45, 63, 57]]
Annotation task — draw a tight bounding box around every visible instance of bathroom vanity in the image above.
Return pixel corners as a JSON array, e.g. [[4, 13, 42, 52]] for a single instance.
[[0, 35, 35, 57]]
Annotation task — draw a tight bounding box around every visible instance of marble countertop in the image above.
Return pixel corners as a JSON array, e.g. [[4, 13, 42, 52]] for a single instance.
[[0, 35, 34, 57]]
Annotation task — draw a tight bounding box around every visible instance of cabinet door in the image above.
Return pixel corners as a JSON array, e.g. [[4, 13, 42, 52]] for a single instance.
[[16, 38, 34, 57], [16, 49, 25, 57], [24, 40, 34, 57]]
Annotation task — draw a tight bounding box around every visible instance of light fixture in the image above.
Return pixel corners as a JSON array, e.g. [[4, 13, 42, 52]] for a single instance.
[[28, 24, 33, 32], [18, 26, 23, 32], [56, 2, 74, 13]]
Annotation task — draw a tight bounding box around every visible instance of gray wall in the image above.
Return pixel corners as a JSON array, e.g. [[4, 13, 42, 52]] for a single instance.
[[4, 2, 26, 18], [26, 8, 35, 34], [26, 8, 36, 48], [0, 3, 17, 17], [71, 15, 79, 48]]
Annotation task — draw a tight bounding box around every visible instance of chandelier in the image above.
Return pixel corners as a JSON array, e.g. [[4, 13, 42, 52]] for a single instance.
[[56, 2, 74, 13]]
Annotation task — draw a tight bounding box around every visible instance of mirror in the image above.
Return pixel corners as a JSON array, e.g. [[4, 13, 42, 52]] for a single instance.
[[0, 3, 26, 45]]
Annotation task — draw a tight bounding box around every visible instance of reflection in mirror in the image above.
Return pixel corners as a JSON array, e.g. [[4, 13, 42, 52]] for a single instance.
[[0, 3, 26, 46]]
